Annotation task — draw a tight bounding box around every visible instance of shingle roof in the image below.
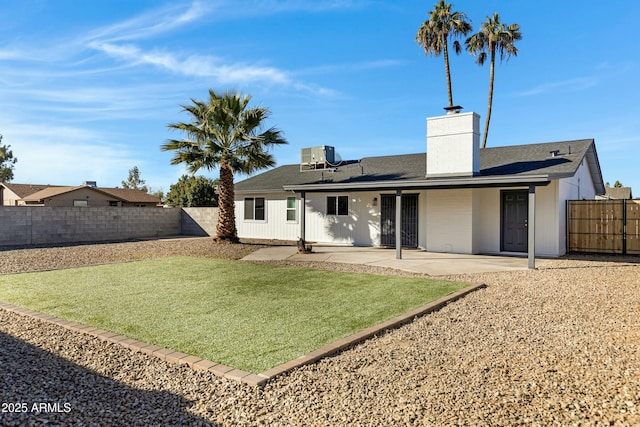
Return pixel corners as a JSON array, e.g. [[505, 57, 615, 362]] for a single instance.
[[236, 139, 604, 194], [0, 183, 62, 198], [604, 187, 633, 199], [20, 186, 161, 204], [95, 187, 163, 203], [19, 186, 78, 201]]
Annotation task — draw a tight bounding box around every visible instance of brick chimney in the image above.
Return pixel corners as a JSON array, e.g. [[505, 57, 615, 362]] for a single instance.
[[426, 109, 480, 177]]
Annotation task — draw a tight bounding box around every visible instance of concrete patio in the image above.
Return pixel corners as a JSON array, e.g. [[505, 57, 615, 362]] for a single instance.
[[242, 245, 549, 275]]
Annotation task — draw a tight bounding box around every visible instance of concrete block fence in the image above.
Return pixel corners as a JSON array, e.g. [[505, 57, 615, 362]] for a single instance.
[[0, 206, 219, 247], [181, 207, 218, 237]]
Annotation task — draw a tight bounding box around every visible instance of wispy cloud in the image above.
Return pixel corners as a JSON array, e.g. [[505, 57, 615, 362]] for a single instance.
[[93, 42, 292, 85], [81, 1, 341, 96], [515, 77, 598, 97], [83, 1, 210, 44]]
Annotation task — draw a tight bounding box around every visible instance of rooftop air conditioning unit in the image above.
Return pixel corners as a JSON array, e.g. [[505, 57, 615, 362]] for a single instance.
[[300, 146, 335, 171]]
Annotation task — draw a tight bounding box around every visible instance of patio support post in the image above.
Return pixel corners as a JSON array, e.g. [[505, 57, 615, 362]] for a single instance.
[[396, 189, 402, 259], [300, 191, 306, 241], [528, 185, 536, 269]]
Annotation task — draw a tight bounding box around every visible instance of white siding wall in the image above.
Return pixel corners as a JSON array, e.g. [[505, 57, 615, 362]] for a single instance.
[[236, 192, 301, 241], [236, 191, 381, 245]]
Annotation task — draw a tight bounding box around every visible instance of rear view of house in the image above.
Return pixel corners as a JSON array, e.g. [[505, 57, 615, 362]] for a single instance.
[[235, 110, 605, 258]]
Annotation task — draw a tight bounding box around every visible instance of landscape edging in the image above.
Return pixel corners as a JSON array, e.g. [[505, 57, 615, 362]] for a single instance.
[[0, 282, 486, 387]]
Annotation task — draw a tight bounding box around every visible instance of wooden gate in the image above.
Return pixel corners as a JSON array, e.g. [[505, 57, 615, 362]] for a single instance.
[[567, 200, 640, 254]]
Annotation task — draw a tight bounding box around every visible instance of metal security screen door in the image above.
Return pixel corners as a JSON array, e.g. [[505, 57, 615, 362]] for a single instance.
[[380, 194, 419, 247], [502, 190, 528, 252]]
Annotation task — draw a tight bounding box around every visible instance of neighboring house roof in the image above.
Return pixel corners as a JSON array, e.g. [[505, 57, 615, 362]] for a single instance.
[[236, 139, 605, 194], [0, 183, 62, 198], [603, 187, 633, 199], [19, 186, 161, 204], [93, 187, 162, 204], [20, 186, 79, 201]]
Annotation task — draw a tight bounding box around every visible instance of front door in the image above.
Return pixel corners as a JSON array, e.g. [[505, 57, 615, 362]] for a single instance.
[[380, 194, 418, 248], [502, 190, 528, 252]]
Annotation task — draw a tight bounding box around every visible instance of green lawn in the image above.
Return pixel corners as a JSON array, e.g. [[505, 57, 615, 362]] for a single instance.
[[0, 257, 467, 373]]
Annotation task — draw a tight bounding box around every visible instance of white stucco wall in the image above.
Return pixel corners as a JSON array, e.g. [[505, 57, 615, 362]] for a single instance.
[[534, 182, 561, 257], [475, 185, 561, 257], [476, 188, 501, 254], [304, 191, 380, 245], [425, 189, 476, 253]]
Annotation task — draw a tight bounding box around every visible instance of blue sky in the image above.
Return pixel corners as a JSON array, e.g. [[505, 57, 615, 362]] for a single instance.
[[1, 0, 638, 195]]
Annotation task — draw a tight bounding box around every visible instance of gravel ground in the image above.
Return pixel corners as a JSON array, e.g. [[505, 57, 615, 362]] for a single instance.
[[0, 238, 639, 426], [0, 237, 262, 275]]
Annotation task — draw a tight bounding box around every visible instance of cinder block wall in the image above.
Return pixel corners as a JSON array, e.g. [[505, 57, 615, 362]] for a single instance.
[[0, 207, 183, 246], [181, 207, 219, 237]]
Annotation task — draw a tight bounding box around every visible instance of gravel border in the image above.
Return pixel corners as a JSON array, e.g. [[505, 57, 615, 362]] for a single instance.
[[1, 239, 639, 425]]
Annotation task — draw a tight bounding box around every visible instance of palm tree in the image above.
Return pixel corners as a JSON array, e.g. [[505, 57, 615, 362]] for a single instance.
[[466, 13, 521, 148], [162, 90, 287, 242], [416, 0, 472, 109]]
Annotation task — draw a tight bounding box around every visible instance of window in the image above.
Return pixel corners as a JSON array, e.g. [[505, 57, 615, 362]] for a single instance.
[[73, 200, 88, 207], [286, 197, 296, 221], [327, 195, 348, 216], [244, 197, 265, 220]]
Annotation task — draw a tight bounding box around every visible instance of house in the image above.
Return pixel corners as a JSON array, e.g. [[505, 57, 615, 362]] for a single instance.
[[0, 183, 63, 206], [0, 182, 161, 207], [598, 186, 633, 200], [234, 111, 605, 261]]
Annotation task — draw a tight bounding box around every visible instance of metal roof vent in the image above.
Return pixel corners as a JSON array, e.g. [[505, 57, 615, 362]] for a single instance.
[[443, 105, 463, 115]]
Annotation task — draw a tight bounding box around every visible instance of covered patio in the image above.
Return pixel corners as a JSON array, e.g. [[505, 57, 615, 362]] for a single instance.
[[286, 177, 551, 269], [242, 244, 550, 275]]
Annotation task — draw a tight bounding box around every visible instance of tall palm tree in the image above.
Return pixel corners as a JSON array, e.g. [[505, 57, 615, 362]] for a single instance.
[[416, 0, 472, 109], [162, 90, 287, 242], [466, 13, 521, 148]]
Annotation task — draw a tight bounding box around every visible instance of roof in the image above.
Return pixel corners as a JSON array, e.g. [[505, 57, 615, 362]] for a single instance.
[[603, 187, 633, 199], [94, 187, 163, 203], [19, 185, 161, 204], [0, 183, 62, 198], [236, 139, 605, 194]]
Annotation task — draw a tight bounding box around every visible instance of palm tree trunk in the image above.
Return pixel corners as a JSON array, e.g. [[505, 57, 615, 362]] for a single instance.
[[482, 51, 496, 149], [443, 37, 454, 108], [216, 161, 239, 243]]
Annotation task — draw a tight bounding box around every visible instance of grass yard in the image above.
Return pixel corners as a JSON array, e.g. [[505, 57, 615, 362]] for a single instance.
[[0, 257, 467, 373]]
